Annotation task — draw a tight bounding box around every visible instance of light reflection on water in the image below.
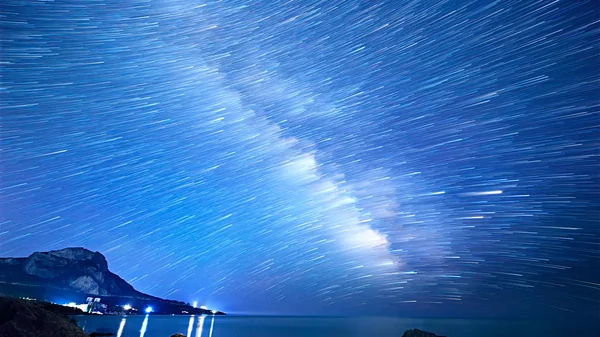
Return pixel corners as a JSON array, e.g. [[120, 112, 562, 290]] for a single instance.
[[195, 315, 206, 337], [209, 316, 215, 337], [134, 315, 207, 337], [116, 318, 126, 337], [186, 315, 194, 337], [139, 314, 149, 337]]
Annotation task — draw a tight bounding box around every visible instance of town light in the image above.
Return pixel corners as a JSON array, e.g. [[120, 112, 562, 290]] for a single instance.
[[192, 301, 197, 308], [123, 304, 132, 310], [145, 306, 153, 313]]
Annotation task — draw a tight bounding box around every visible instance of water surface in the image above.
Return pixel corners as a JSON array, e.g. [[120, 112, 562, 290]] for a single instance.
[[76, 315, 598, 337]]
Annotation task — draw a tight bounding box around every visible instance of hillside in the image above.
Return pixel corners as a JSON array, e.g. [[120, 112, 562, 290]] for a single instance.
[[0, 247, 224, 315]]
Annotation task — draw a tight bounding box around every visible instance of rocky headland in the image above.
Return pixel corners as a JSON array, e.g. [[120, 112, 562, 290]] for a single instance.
[[0, 247, 224, 316]]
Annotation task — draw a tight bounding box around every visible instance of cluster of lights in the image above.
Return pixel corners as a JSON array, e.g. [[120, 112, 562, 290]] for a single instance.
[[121, 304, 152, 313], [65, 302, 216, 315], [120, 302, 216, 315], [191, 300, 217, 313], [63, 302, 89, 312]]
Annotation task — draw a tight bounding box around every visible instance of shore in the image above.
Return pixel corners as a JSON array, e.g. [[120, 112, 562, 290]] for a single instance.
[[0, 296, 450, 337]]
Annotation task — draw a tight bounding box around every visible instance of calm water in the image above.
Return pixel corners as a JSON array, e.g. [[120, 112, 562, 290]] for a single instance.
[[76, 315, 599, 337]]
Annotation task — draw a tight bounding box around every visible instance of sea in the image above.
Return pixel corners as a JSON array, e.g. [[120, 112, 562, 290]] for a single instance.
[[75, 315, 599, 337]]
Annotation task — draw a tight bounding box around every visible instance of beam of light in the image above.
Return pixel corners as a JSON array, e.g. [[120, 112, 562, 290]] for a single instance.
[[186, 315, 194, 337], [139, 314, 149, 337], [116, 318, 126, 337], [195, 315, 205, 337], [209, 316, 215, 337], [192, 301, 197, 308]]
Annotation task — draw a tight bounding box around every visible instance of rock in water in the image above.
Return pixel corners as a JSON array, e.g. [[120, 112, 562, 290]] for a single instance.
[[401, 328, 446, 337], [170, 334, 186, 337]]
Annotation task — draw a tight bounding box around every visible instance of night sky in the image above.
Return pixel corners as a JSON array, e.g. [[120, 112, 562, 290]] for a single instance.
[[1, 0, 598, 317]]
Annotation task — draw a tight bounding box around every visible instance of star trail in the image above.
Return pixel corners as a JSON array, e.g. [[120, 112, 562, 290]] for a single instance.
[[1, 0, 598, 317]]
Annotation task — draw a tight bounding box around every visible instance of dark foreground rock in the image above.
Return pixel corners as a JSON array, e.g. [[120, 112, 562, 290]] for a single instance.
[[0, 297, 89, 337], [402, 328, 447, 337]]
